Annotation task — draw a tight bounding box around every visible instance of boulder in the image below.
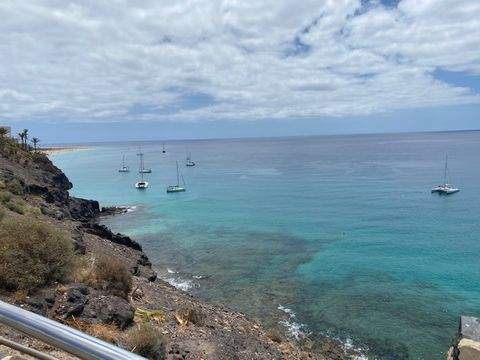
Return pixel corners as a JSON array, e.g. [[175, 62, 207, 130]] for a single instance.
[[82, 294, 134, 329], [137, 253, 152, 267], [23, 289, 56, 316], [146, 269, 157, 282], [54, 284, 89, 319], [72, 230, 86, 254]]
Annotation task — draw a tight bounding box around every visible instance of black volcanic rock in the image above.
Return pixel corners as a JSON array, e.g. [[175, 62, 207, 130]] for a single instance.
[[84, 223, 142, 251], [100, 206, 128, 216], [69, 197, 100, 221], [82, 294, 134, 329], [54, 284, 89, 319]]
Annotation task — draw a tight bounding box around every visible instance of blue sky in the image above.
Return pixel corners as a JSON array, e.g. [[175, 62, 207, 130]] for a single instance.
[[0, 0, 479, 143]]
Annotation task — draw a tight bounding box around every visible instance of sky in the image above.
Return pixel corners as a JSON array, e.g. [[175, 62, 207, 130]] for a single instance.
[[0, 0, 479, 143]]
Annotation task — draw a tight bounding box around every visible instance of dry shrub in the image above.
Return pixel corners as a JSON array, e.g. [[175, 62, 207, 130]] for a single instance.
[[0, 217, 75, 292], [26, 205, 42, 217], [12, 289, 29, 303], [88, 324, 121, 344], [90, 255, 132, 299], [65, 318, 120, 344], [71, 256, 94, 284], [174, 305, 204, 326], [0, 207, 5, 221], [122, 323, 166, 360], [266, 329, 284, 343]]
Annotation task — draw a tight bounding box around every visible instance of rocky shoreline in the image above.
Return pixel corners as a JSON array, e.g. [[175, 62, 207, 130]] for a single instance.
[[0, 142, 361, 359]]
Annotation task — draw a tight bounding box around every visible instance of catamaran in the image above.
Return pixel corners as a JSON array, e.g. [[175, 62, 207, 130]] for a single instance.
[[431, 154, 459, 195], [167, 161, 186, 193], [118, 155, 130, 173], [135, 176, 148, 189], [186, 152, 195, 167], [137, 146, 152, 173], [135, 152, 149, 189]]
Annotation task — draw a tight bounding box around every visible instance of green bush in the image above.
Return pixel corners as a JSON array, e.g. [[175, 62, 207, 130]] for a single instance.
[[6, 179, 24, 195], [122, 324, 166, 360], [0, 191, 11, 204], [0, 217, 75, 291], [90, 255, 132, 299], [6, 201, 24, 214]]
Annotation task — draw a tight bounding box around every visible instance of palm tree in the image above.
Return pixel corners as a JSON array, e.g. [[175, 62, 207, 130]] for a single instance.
[[32, 137, 40, 151], [21, 129, 28, 149], [18, 132, 25, 148]]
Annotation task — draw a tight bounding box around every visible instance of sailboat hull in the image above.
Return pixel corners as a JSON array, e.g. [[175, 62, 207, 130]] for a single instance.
[[431, 186, 460, 195], [135, 181, 149, 189], [166, 186, 185, 193]]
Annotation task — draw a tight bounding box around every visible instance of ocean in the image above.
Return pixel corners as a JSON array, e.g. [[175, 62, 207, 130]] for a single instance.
[[51, 131, 480, 359]]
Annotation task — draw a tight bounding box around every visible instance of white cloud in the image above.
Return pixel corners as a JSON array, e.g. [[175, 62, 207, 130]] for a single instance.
[[0, 0, 479, 123]]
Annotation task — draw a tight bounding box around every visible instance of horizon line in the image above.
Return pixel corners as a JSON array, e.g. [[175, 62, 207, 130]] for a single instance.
[[44, 128, 480, 147]]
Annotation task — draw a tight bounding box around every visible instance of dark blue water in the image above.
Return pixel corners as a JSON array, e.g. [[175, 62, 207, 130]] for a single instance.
[[52, 131, 480, 359]]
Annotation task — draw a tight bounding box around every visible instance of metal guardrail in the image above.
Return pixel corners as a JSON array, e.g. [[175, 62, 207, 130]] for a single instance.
[[0, 300, 146, 360]]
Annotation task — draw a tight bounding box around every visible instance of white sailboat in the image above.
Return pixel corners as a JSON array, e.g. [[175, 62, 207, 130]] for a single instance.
[[167, 161, 186, 193], [118, 155, 130, 173], [137, 146, 152, 173], [135, 152, 149, 189], [431, 154, 459, 195], [186, 152, 195, 167]]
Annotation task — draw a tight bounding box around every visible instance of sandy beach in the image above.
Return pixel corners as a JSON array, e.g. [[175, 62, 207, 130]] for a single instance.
[[41, 146, 92, 155]]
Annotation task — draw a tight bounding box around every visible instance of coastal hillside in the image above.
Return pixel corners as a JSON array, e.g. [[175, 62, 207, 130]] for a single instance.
[[0, 136, 354, 359]]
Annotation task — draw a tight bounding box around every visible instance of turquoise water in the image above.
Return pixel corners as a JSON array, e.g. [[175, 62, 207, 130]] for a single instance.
[[52, 131, 480, 359]]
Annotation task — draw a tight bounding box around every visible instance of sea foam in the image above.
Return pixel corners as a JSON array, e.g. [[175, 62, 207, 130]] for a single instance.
[[166, 278, 193, 291], [277, 304, 305, 340]]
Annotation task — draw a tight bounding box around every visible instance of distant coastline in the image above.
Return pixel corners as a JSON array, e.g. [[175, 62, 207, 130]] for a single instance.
[[41, 146, 92, 155]]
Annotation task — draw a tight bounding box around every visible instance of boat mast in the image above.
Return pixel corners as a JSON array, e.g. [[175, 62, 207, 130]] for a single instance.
[[122, 155, 126, 168], [444, 153, 448, 184], [138, 146, 144, 172], [138, 151, 144, 181], [176, 161, 180, 186]]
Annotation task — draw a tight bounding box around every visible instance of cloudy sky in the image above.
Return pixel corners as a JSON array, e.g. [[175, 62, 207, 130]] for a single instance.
[[1, 0, 479, 141]]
